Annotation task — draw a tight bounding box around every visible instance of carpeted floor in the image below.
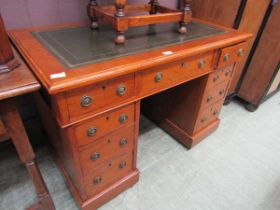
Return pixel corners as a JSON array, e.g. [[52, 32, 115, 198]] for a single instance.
[[1, 92, 280, 210]]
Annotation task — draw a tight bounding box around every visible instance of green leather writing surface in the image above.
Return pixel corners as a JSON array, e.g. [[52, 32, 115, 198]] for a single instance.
[[32, 22, 227, 69]]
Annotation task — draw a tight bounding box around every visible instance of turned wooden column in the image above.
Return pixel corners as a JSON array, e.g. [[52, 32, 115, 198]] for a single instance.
[[178, 0, 192, 34], [149, 0, 159, 14], [114, 0, 127, 44], [0, 15, 20, 73], [88, 0, 99, 30]]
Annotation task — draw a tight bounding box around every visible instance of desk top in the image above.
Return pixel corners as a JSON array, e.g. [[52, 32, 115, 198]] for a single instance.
[[32, 22, 227, 69], [0, 48, 40, 100], [9, 19, 251, 94]]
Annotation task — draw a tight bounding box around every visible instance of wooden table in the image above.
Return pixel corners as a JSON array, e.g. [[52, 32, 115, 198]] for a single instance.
[[9, 19, 252, 209], [0, 49, 55, 210]]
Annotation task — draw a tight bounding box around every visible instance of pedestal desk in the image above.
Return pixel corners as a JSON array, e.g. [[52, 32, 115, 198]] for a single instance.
[[9, 19, 251, 209]]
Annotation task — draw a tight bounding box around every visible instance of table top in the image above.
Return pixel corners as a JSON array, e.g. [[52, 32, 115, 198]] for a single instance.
[[32, 21, 227, 69], [0, 48, 40, 101], [9, 18, 252, 94]]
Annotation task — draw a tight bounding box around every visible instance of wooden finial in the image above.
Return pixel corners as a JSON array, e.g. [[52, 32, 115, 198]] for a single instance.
[[115, 0, 126, 17], [178, 0, 192, 34]]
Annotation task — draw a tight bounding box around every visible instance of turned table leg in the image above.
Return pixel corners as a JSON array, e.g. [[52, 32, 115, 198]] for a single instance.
[[178, 0, 191, 34], [0, 99, 55, 210], [115, 0, 127, 44], [88, 0, 99, 30]]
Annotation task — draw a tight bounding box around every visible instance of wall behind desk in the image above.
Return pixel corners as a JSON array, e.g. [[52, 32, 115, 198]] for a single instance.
[[0, 0, 177, 29]]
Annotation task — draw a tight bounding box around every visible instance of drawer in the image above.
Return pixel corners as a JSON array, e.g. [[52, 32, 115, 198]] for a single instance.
[[217, 42, 247, 69], [73, 103, 135, 147], [66, 74, 135, 120], [84, 151, 133, 196], [195, 100, 224, 133], [207, 64, 234, 88], [79, 125, 134, 174], [136, 52, 214, 97], [202, 80, 229, 108]]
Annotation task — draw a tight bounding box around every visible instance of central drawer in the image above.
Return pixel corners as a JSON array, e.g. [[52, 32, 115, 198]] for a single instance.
[[136, 52, 214, 97], [66, 74, 135, 121]]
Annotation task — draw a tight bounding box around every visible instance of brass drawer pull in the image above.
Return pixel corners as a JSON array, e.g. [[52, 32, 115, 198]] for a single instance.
[[225, 71, 231, 77], [93, 176, 102, 185], [119, 138, 128, 147], [219, 90, 225, 96], [117, 85, 127, 96], [198, 59, 206, 69], [201, 117, 207, 123], [80, 95, 93, 107], [213, 110, 219, 116], [87, 127, 98, 137], [155, 72, 163, 83], [207, 96, 213, 102], [213, 75, 220, 82], [119, 114, 128, 123], [181, 62, 188, 68], [119, 161, 127, 169], [91, 152, 101, 161], [223, 54, 231, 62], [237, 48, 245, 57]]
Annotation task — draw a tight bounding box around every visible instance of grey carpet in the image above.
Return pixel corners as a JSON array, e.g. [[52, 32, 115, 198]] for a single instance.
[[1, 92, 280, 210]]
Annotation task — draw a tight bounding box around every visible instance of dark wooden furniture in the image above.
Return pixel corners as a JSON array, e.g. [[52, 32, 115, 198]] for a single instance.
[[0, 47, 55, 209], [238, 1, 280, 111], [0, 14, 20, 73], [10, 19, 251, 209], [87, 0, 192, 44], [182, 0, 271, 101]]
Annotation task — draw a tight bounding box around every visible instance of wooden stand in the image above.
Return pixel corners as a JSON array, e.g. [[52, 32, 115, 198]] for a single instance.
[[87, 0, 192, 44], [0, 41, 55, 209], [0, 100, 55, 210], [0, 15, 20, 73]]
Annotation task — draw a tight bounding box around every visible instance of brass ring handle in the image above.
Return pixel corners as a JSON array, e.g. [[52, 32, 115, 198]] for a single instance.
[[117, 85, 127, 96], [87, 127, 98, 137], [237, 48, 245, 57], [223, 54, 231, 62], [213, 75, 220, 82], [93, 176, 102, 185], [119, 114, 128, 123], [119, 161, 127, 169], [181, 62, 188, 68], [213, 110, 219, 116], [207, 96, 213, 102], [225, 71, 230, 77], [80, 95, 93, 107], [155, 72, 163, 83], [198, 59, 206, 69], [91, 152, 101, 161], [201, 118, 207, 123], [119, 138, 128, 147], [219, 90, 225, 96]]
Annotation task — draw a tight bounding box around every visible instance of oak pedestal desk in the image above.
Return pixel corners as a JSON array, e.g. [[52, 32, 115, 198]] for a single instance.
[[10, 19, 251, 209]]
